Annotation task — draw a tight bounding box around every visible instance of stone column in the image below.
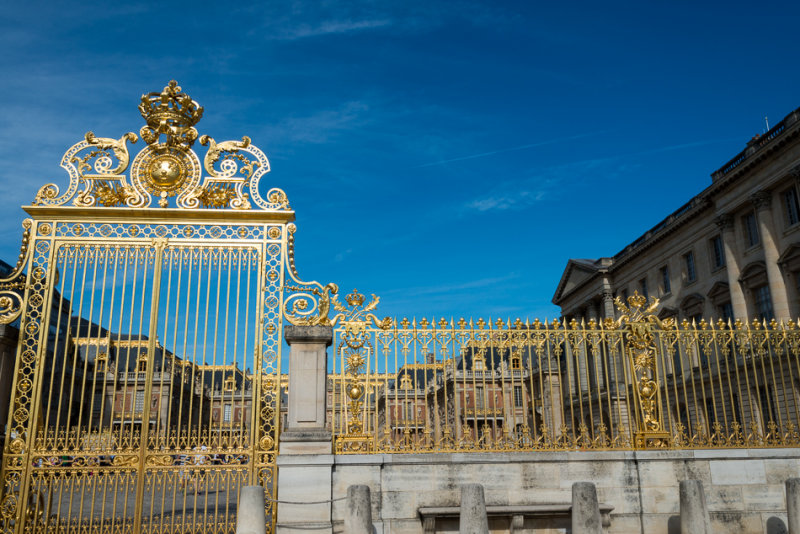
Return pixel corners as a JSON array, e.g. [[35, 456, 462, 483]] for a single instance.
[[345, 485, 373, 534], [571, 482, 601, 534], [237, 486, 267, 534], [276, 325, 334, 534], [715, 214, 748, 320], [751, 191, 791, 321], [788, 478, 800, 534], [679, 480, 712, 534], [459, 484, 488, 534]]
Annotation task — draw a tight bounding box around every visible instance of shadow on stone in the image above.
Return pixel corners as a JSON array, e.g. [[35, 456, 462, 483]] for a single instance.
[[766, 516, 788, 534], [667, 514, 680, 534]]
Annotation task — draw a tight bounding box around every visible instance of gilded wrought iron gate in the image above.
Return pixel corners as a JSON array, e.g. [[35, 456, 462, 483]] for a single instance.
[[0, 82, 327, 534]]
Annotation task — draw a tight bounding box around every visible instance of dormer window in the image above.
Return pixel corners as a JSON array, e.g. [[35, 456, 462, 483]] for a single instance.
[[96, 352, 107, 373], [137, 351, 148, 373], [399, 374, 413, 390], [224, 376, 236, 392]]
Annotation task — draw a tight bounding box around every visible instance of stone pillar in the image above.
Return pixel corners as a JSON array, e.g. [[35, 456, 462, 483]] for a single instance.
[[751, 191, 791, 321], [276, 325, 334, 534], [601, 290, 615, 320], [679, 480, 712, 534], [282, 325, 332, 450], [237, 486, 267, 534], [459, 484, 488, 534], [571, 482, 601, 534], [788, 478, 800, 534], [345, 485, 373, 534], [543, 374, 563, 433], [715, 214, 748, 320]]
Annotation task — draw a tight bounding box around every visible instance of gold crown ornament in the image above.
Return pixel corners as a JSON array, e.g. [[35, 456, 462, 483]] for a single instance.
[[138, 80, 204, 148]]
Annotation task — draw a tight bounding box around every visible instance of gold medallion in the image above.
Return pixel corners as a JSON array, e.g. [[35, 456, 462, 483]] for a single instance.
[[144, 153, 187, 194]]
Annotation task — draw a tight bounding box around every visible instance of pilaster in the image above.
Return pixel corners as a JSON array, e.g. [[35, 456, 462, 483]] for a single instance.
[[715, 214, 748, 320], [751, 192, 791, 320]]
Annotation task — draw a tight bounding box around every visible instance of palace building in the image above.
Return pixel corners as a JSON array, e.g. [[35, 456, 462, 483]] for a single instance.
[[553, 105, 800, 324]]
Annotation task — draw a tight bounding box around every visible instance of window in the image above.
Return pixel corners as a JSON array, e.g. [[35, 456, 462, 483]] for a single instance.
[[223, 404, 232, 423], [639, 278, 648, 300], [784, 187, 800, 227], [684, 251, 697, 283], [759, 386, 776, 425], [718, 302, 733, 322], [511, 356, 521, 369], [513, 386, 523, 408], [711, 236, 725, 269], [475, 386, 484, 409], [403, 402, 413, 420], [743, 212, 760, 247], [754, 285, 774, 320], [660, 266, 671, 295], [134, 390, 145, 413]]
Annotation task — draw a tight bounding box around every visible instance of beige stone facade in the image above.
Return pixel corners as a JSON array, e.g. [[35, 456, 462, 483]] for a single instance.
[[553, 105, 800, 324]]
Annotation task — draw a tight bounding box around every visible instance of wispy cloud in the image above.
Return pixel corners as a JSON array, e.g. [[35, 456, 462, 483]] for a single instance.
[[461, 137, 739, 214], [382, 273, 520, 299], [414, 130, 611, 168], [270, 18, 392, 40], [264, 101, 371, 144]]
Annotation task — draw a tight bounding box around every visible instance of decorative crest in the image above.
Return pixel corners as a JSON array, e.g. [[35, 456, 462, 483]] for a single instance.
[[331, 289, 391, 329], [138, 80, 204, 148], [31, 80, 288, 211]]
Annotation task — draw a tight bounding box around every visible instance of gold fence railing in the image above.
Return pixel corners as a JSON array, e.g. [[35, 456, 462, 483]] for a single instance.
[[330, 292, 800, 453]]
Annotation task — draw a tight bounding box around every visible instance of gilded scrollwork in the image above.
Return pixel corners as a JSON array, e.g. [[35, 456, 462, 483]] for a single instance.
[[0, 219, 32, 325], [609, 291, 674, 448], [29, 80, 290, 212], [284, 283, 339, 326], [332, 290, 391, 453]]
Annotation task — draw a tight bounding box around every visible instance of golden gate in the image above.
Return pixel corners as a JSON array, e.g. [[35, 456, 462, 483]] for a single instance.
[[0, 81, 326, 534]]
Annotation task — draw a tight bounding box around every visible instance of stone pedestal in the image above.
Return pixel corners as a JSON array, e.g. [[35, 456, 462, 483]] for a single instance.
[[275, 454, 335, 534], [276, 325, 334, 533]]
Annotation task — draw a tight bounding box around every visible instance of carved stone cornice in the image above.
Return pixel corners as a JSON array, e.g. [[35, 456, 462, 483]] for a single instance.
[[714, 213, 734, 231], [750, 191, 772, 211]]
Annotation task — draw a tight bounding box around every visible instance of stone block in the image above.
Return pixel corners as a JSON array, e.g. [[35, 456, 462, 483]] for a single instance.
[[640, 486, 680, 514], [640, 513, 674, 534], [765, 459, 800, 484], [607, 514, 645, 534], [382, 490, 418, 520], [742, 485, 786, 511], [710, 459, 766, 485], [520, 462, 561, 489], [704, 485, 743, 512], [276, 460, 333, 528], [709, 511, 762, 533], [636, 461, 679, 488]]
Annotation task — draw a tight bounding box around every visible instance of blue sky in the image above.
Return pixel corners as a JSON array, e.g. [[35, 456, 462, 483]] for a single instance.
[[1, 1, 799, 321]]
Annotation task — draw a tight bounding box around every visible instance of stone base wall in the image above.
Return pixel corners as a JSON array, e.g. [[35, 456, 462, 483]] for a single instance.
[[329, 449, 799, 534]]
